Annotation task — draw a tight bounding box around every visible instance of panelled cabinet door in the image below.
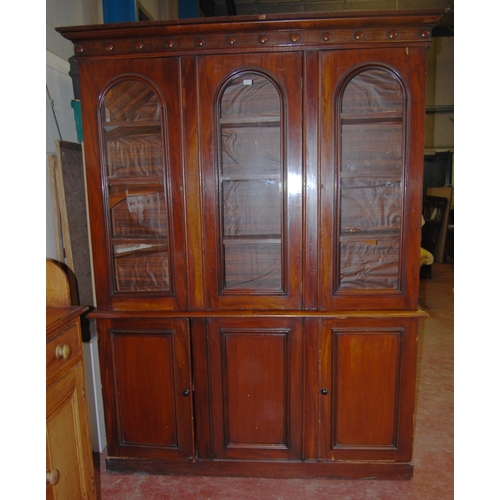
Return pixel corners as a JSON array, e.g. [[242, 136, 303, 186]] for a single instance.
[[207, 317, 303, 460], [198, 53, 303, 310], [79, 59, 188, 310], [319, 48, 427, 310], [97, 318, 194, 460], [318, 317, 418, 462], [46, 365, 95, 499]]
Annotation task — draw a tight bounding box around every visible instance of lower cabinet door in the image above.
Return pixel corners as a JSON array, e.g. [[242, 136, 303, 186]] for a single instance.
[[208, 317, 303, 460], [319, 317, 418, 462], [98, 318, 194, 460], [46, 364, 95, 500]]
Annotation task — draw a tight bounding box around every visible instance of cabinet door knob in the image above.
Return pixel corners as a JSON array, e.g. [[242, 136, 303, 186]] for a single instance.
[[321, 388, 328, 395], [55, 344, 71, 360], [183, 389, 190, 397], [46, 468, 60, 485]]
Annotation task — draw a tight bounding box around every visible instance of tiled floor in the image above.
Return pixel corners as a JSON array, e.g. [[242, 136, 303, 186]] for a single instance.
[[94, 263, 454, 499]]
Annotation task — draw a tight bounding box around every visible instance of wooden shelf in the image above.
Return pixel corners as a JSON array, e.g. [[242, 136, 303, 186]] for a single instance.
[[223, 236, 281, 245], [104, 121, 161, 129], [341, 112, 403, 123], [113, 241, 169, 257], [220, 117, 280, 127]]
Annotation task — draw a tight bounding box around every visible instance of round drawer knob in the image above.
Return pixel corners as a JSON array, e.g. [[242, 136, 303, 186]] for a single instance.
[[46, 469, 60, 485], [135, 41, 144, 50], [55, 344, 71, 360], [166, 39, 174, 48], [421, 29, 431, 38], [227, 36, 236, 45], [195, 38, 204, 47], [258, 34, 268, 44], [321, 388, 329, 395], [290, 33, 299, 43], [183, 389, 190, 397], [354, 31, 364, 41], [76, 44, 84, 54], [388, 30, 398, 40], [322, 32, 332, 42], [105, 43, 114, 51]]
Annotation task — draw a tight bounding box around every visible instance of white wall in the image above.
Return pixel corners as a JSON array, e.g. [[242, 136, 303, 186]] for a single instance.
[[139, 0, 179, 20], [46, 0, 103, 259], [425, 36, 454, 151]]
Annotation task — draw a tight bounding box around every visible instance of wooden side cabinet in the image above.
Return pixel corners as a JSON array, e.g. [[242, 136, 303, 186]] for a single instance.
[[46, 260, 95, 499]]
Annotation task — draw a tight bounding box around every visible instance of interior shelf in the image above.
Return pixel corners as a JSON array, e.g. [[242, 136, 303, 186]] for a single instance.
[[341, 112, 403, 123], [104, 121, 161, 129], [339, 229, 400, 240], [223, 236, 282, 245], [113, 241, 169, 257], [220, 117, 280, 127]]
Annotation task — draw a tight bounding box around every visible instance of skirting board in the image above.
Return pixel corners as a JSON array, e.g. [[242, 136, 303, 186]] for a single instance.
[[105, 457, 414, 480]]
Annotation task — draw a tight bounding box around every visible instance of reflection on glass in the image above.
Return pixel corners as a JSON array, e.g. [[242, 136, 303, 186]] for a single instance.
[[101, 79, 171, 292], [218, 73, 284, 292], [338, 69, 405, 290]]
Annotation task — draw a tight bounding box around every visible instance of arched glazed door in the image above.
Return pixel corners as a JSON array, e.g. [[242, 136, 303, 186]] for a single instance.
[[78, 58, 188, 310], [199, 53, 303, 310], [320, 48, 426, 310]]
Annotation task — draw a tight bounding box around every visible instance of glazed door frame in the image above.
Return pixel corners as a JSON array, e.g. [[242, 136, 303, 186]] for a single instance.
[[79, 57, 188, 311], [198, 52, 303, 311], [318, 47, 427, 310]]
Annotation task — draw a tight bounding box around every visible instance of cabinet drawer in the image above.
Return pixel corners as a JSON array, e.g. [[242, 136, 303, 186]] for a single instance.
[[47, 322, 82, 382]]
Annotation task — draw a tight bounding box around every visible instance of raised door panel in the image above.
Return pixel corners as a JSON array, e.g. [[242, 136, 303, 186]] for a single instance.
[[319, 317, 418, 461], [78, 58, 187, 310], [198, 52, 303, 310], [97, 318, 194, 460], [319, 48, 427, 310], [208, 318, 303, 460], [46, 365, 95, 499]]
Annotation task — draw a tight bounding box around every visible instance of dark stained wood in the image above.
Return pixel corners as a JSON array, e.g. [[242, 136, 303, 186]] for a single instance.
[[318, 47, 428, 311], [105, 456, 414, 480], [303, 317, 320, 460], [182, 56, 206, 311], [97, 317, 194, 460], [58, 9, 445, 479], [57, 9, 446, 59], [207, 317, 303, 460], [87, 309, 428, 319], [318, 317, 418, 462], [303, 50, 319, 311]]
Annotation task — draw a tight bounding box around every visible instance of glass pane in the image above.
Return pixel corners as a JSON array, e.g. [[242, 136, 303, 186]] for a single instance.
[[101, 79, 171, 293], [338, 69, 404, 291], [105, 126, 163, 178], [341, 122, 403, 177], [219, 73, 283, 292], [341, 69, 403, 114]]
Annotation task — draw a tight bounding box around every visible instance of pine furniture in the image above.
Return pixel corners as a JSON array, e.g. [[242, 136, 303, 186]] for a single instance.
[[46, 259, 95, 498]]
